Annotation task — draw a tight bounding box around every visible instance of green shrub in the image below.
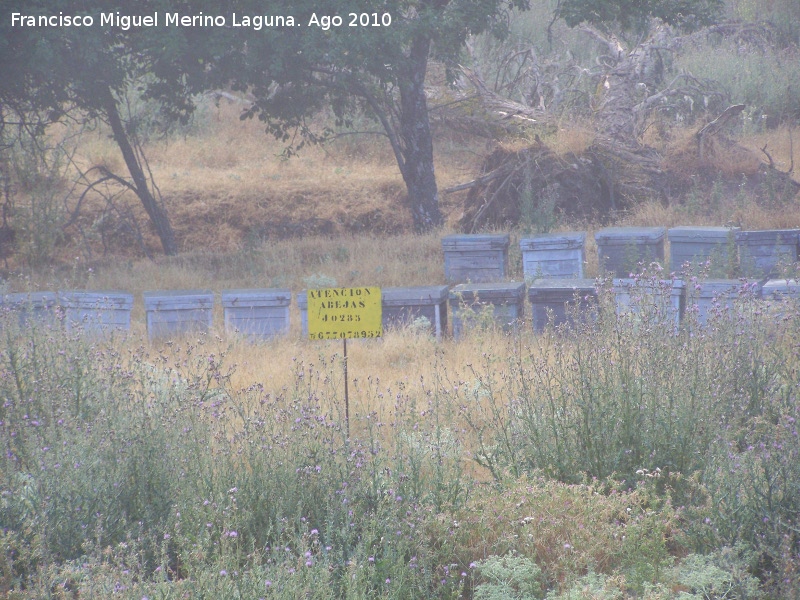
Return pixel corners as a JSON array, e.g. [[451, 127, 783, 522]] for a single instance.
[[2, 126, 70, 267], [677, 547, 760, 599], [0, 321, 475, 597], [676, 41, 800, 127], [473, 552, 544, 600]]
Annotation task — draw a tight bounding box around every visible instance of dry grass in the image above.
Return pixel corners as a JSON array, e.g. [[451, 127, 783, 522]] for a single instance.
[[741, 125, 800, 175], [89, 320, 529, 459], [8, 97, 800, 294], [492, 122, 596, 158], [616, 124, 800, 232], [59, 100, 484, 259], [542, 121, 596, 156]]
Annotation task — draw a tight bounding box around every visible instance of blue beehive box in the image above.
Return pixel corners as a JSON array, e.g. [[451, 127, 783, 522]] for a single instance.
[[59, 290, 134, 335], [449, 282, 525, 338], [222, 289, 291, 340], [521, 232, 586, 279], [596, 227, 666, 277], [144, 290, 214, 342], [442, 234, 510, 283]]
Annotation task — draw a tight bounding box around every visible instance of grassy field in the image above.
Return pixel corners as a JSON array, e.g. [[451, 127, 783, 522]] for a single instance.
[[2, 276, 800, 598]]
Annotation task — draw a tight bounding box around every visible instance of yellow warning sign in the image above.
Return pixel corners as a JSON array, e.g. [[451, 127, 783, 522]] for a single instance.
[[307, 287, 382, 340]]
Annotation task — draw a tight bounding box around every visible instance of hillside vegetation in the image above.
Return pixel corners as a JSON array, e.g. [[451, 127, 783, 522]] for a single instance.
[[2, 1, 800, 287]]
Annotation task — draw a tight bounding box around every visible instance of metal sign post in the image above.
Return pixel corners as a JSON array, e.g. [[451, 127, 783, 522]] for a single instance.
[[307, 287, 382, 438]]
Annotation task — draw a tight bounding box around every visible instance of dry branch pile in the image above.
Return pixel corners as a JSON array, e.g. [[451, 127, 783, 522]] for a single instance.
[[451, 21, 800, 232]]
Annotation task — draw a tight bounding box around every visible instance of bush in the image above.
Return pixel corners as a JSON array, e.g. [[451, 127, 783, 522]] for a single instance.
[[676, 40, 800, 127], [0, 320, 475, 597], [473, 553, 544, 600], [460, 270, 784, 487], [2, 126, 71, 267]]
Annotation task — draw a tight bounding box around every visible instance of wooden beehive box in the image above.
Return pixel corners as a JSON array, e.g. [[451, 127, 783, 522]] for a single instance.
[[520, 232, 586, 279], [143, 290, 214, 342], [612, 278, 685, 329], [221, 289, 291, 340], [1, 292, 58, 328], [442, 234, 510, 283], [449, 282, 525, 338], [595, 227, 666, 277], [382, 285, 449, 340], [684, 279, 758, 326], [59, 290, 134, 334], [762, 278, 800, 300], [527, 278, 597, 332], [297, 291, 309, 337], [668, 226, 739, 274], [735, 229, 800, 277]]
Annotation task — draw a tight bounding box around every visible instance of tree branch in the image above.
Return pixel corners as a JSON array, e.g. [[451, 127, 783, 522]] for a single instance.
[[310, 67, 408, 178]]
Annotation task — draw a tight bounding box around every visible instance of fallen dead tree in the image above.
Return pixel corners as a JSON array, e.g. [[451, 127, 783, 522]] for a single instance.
[[450, 21, 799, 231]]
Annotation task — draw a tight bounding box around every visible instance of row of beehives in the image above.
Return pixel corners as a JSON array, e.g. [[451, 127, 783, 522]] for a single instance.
[[1, 278, 798, 342], [442, 226, 800, 282]]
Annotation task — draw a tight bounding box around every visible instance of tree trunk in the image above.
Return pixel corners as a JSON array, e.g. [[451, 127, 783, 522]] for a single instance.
[[398, 35, 444, 233], [102, 88, 178, 256]]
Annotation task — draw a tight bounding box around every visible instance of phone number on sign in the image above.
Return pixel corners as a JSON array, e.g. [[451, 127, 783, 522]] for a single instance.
[[309, 330, 381, 340], [308, 12, 391, 29]]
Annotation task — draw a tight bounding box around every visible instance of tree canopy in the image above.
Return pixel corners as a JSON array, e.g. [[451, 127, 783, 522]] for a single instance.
[[0, 0, 236, 255], [226, 0, 530, 232], [555, 0, 724, 34], [2, 0, 533, 241]]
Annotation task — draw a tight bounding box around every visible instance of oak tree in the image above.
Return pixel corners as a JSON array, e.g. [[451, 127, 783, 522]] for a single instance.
[[0, 0, 229, 255], [229, 0, 529, 232], [554, 0, 724, 34]]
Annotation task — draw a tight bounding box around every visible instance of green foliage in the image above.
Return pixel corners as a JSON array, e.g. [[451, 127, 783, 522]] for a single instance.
[[2, 268, 800, 596], [727, 0, 800, 46], [545, 572, 628, 600], [459, 268, 789, 487], [677, 548, 760, 599], [0, 321, 472, 597], [229, 0, 531, 230], [474, 553, 544, 600], [519, 166, 558, 235], [676, 40, 800, 126], [234, 0, 531, 93], [698, 408, 800, 594], [0, 0, 234, 255], [2, 126, 70, 267], [556, 0, 724, 34]]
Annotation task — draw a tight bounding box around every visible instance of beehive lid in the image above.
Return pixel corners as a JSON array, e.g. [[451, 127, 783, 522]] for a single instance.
[[613, 278, 685, 292], [442, 233, 510, 251], [668, 226, 739, 242], [762, 279, 800, 298], [527, 278, 595, 292], [143, 290, 213, 311], [221, 289, 291, 308], [595, 227, 666, 245], [449, 282, 525, 302], [527, 278, 596, 300], [59, 290, 134, 309], [735, 229, 800, 243], [382, 285, 449, 306], [520, 232, 586, 251], [690, 279, 752, 297], [2, 291, 57, 307]]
